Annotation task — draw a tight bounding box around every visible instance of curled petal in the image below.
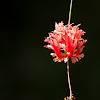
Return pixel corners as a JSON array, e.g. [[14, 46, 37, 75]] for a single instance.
[[50, 53, 56, 57], [53, 57, 64, 62], [44, 45, 54, 50], [53, 57, 59, 62], [58, 58, 63, 62], [79, 46, 85, 53], [71, 53, 84, 63], [71, 57, 79, 64], [77, 53, 84, 60]]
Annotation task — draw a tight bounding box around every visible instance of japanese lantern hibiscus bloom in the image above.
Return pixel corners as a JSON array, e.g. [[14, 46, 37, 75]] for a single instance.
[[44, 21, 87, 63]]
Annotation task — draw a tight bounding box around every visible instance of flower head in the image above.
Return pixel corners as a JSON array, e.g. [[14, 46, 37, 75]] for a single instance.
[[44, 21, 87, 63]]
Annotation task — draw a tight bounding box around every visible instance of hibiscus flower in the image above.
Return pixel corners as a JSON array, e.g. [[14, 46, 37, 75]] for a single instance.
[[44, 21, 87, 63]]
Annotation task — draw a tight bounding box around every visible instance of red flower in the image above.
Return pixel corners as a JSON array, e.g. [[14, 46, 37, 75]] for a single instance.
[[44, 21, 87, 63]]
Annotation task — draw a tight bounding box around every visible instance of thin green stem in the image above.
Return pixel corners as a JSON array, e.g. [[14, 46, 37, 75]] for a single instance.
[[68, 0, 73, 25]]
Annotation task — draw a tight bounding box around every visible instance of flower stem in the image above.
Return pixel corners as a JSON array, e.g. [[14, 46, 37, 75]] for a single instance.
[[67, 60, 72, 99], [68, 0, 73, 25]]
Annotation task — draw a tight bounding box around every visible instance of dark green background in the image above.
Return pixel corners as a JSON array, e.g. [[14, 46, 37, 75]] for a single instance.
[[0, 0, 100, 100]]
